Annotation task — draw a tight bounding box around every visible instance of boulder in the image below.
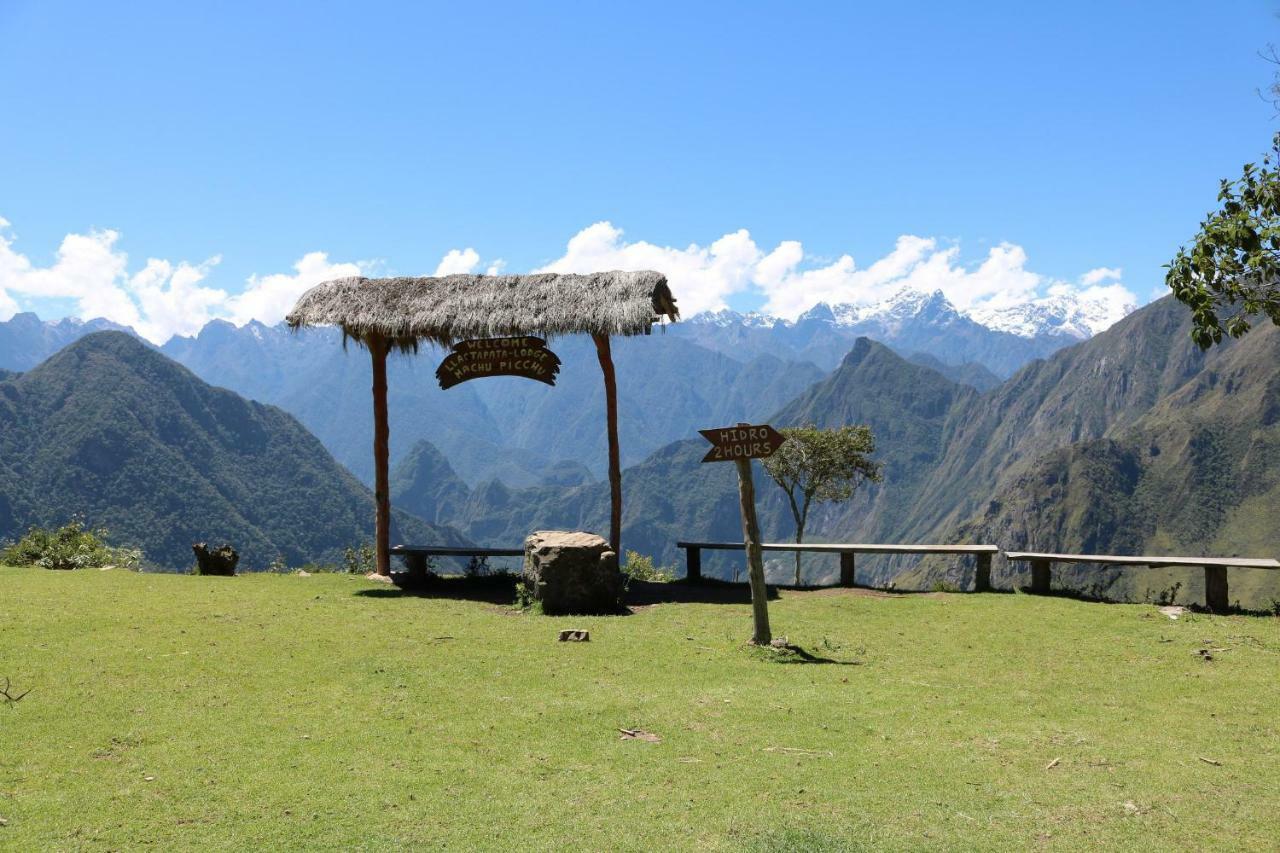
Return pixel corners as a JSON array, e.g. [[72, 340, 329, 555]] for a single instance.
[[192, 542, 238, 576], [522, 531, 622, 615]]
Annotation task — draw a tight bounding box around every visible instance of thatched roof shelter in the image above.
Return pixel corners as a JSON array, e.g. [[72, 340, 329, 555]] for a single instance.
[[286, 271, 678, 349], [286, 270, 678, 576]]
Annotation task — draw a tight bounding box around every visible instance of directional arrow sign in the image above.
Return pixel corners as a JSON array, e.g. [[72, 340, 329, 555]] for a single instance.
[[699, 423, 788, 463]]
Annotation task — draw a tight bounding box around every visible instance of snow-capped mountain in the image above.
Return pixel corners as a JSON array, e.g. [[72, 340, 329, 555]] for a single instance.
[[678, 288, 1138, 376], [970, 291, 1139, 339]]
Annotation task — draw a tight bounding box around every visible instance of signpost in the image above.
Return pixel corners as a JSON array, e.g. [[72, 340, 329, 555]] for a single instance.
[[700, 422, 788, 645], [436, 336, 561, 390]]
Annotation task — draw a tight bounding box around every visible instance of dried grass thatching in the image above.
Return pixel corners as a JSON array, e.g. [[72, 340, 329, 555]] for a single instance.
[[286, 270, 678, 350]]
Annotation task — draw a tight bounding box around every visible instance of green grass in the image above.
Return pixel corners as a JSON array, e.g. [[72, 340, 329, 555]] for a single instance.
[[1, 568, 1278, 851]]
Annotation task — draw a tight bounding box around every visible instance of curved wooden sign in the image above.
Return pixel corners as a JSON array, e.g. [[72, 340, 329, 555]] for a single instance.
[[436, 336, 561, 389]]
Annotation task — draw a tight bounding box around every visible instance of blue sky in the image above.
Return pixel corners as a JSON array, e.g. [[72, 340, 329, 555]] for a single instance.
[[1, 0, 1277, 340]]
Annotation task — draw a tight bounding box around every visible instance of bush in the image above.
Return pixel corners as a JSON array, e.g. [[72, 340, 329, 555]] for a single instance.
[[622, 550, 674, 583], [0, 521, 141, 571], [342, 542, 376, 575]]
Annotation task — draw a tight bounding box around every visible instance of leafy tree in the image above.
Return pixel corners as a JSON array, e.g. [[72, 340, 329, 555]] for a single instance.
[[761, 425, 881, 585], [1166, 132, 1280, 348]]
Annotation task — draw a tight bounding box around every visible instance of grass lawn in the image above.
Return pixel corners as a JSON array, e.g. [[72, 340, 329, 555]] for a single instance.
[[1, 567, 1278, 851]]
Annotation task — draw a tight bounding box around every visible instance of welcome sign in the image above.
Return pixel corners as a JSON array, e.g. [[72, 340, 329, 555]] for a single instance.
[[435, 336, 561, 389]]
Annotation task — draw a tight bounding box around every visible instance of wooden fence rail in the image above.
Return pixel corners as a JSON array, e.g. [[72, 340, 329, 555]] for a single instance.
[[1004, 551, 1280, 613], [674, 541, 1000, 589]]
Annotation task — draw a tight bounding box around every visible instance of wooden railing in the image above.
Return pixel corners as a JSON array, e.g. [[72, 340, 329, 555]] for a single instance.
[[674, 541, 1000, 589], [1004, 551, 1280, 613], [391, 542, 1279, 612]]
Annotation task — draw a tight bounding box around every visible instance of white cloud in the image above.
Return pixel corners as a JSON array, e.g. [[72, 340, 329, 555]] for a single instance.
[[226, 252, 363, 328], [1081, 266, 1123, 287], [434, 248, 482, 276], [1, 214, 1140, 342], [754, 236, 1050, 319], [127, 256, 228, 342], [534, 221, 762, 316], [0, 217, 365, 343]]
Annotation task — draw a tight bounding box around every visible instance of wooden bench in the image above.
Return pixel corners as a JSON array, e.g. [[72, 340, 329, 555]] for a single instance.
[[675, 541, 1001, 589], [1003, 551, 1280, 612], [390, 545, 524, 573]]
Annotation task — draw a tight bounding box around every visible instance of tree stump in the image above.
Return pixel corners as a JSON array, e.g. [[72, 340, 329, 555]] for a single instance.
[[523, 531, 622, 615], [192, 543, 239, 576]]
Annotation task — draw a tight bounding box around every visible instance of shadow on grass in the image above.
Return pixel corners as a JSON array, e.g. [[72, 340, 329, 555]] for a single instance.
[[626, 578, 781, 606], [355, 573, 521, 606], [756, 642, 862, 666], [353, 575, 782, 609]]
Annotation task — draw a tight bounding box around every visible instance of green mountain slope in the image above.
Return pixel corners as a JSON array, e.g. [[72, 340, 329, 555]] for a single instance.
[[944, 320, 1280, 607], [0, 332, 465, 569]]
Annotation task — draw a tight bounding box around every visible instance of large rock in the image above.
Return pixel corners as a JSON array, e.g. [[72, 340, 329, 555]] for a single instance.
[[522, 531, 622, 615], [192, 542, 238, 576]]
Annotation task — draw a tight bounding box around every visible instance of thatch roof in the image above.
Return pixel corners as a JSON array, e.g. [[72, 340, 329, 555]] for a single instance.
[[286, 270, 678, 349]]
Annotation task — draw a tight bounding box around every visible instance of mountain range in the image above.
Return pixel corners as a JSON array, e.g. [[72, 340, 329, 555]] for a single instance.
[[388, 296, 1279, 608], [0, 332, 465, 569], [3, 290, 1276, 607], [670, 286, 1134, 376]]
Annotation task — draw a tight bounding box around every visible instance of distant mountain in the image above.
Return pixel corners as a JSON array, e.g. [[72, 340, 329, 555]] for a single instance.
[[970, 290, 1137, 339], [390, 440, 472, 526], [455, 297, 1279, 607], [0, 312, 135, 371], [903, 352, 1001, 392], [163, 321, 827, 487], [0, 332, 466, 569], [949, 317, 1280, 605], [672, 288, 1134, 376]]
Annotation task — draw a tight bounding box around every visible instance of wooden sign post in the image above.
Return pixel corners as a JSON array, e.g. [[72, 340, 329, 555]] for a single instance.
[[699, 423, 788, 645]]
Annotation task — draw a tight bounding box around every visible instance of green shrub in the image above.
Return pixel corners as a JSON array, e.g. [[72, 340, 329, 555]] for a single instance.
[[342, 542, 376, 575], [0, 521, 141, 571], [622, 550, 675, 583]]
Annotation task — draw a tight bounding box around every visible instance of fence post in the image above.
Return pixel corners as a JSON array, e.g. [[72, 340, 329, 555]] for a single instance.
[[974, 552, 992, 593], [1029, 558, 1051, 595], [839, 551, 856, 587], [686, 546, 701, 583], [1203, 565, 1229, 613]]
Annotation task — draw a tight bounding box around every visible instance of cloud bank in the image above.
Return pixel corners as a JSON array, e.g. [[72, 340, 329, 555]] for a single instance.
[[0, 216, 1138, 343]]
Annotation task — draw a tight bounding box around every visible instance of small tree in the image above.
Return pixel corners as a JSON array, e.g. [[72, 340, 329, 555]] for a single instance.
[[761, 425, 881, 585], [1166, 132, 1280, 348]]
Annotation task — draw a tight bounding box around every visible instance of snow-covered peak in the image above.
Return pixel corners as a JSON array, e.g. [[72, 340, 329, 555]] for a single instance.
[[825, 288, 963, 331], [971, 291, 1138, 339], [686, 287, 1135, 341], [688, 309, 784, 329]]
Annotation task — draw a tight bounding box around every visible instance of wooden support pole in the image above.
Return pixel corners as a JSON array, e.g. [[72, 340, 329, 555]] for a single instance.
[[686, 546, 702, 583], [592, 334, 622, 556], [839, 551, 856, 587], [734, 455, 772, 645], [1203, 565, 1229, 613], [1029, 558, 1051, 595], [369, 333, 391, 577], [974, 552, 992, 593]]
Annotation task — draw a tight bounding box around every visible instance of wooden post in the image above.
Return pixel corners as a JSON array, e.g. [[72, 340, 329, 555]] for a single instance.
[[369, 333, 391, 577], [734, 454, 771, 645], [839, 551, 856, 587], [686, 546, 702, 583], [974, 552, 992, 593], [592, 334, 622, 556], [1203, 565, 1229, 613], [1029, 558, 1051, 595]]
